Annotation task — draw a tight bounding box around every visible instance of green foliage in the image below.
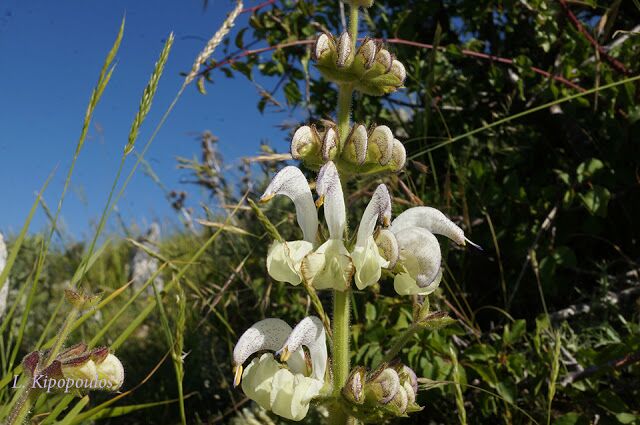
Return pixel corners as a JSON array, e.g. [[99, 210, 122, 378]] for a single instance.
[[2, 0, 639, 423]]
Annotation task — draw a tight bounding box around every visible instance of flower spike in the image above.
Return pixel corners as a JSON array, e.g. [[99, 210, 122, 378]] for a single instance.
[[261, 166, 318, 243]]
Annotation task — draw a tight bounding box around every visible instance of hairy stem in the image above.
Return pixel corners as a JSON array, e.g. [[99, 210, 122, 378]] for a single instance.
[[330, 290, 351, 425], [5, 381, 36, 425], [381, 324, 419, 364], [336, 83, 354, 149]]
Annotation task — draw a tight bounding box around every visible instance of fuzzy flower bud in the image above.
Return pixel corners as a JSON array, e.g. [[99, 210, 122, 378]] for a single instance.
[[322, 127, 338, 161], [314, 33, 334, 61], [95, 353, 125, 391], [343, 367, 366, 404], [390, 60, 406, 85], [336, 32, 353, 68]]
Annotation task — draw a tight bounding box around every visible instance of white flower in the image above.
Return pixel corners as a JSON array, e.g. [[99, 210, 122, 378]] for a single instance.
[[388, 206, 479, 295], [232, 317, 328, 421], [0, 233, 9, 319], [351, 184, 391, 290], [261, 167, 318, 285], [301, 162, 353, 291]]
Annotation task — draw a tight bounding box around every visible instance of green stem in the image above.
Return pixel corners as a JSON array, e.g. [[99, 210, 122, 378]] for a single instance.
[[330, 290, 351, 425], [381, 324, 419, 365], [336, 83, 353, 149], [332, 290, 351, 394], [348, 4, 359, 51], [5, 381, 36, 425], [43, 307, 80, 365]]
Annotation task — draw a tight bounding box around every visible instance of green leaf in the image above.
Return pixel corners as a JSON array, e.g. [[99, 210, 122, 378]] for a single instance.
[[503, 319, 526, 346], [553, 412, 589, 425], [579, 185, 611, 217], [576, 158, 604, 183]]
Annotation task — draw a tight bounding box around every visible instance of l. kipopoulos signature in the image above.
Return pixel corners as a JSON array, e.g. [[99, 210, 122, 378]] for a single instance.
[[11, 374, 117, 393]]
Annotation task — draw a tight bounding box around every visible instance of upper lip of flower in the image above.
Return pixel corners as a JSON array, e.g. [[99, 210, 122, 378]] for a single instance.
[[260, 166, 318, 244]]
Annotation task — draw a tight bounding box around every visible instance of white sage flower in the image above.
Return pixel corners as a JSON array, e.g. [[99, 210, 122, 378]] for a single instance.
[[130, 223, 163, 294], [233, 317, 328, 422], [261, 167, 318, 286], [301, 162, 353, 291], [388, 206, 480, 295], [351, 184, 391, 290], [0, 233, 9, 319]]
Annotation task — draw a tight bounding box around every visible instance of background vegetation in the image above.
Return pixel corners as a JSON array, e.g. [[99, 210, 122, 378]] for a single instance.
[[1, 0, 639, 424]]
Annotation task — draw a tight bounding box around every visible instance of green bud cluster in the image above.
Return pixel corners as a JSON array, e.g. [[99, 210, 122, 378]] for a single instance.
[[291, 122, 406, 175], [314, 33, 406, 96], [341, 363, 422, 421]]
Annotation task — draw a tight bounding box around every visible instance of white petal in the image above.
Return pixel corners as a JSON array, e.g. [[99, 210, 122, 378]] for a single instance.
[[266, 240, 313, 285], [270, 369, 297, 420], [316, 162, 346, 240], [279, 316, 327, 381], [352, 236, 388, 290], [0, 233, 8, 319], [356, 184, 391, 247], [290, 375, 323, 420], [241, 353, 280, 410], [261, 166, 318, 243], [390, 206, 465, 245], [233, 318, 293, 367], [393, 270, 441, 296], [301, 239, 353, 291], [395, 227, 442, 291]]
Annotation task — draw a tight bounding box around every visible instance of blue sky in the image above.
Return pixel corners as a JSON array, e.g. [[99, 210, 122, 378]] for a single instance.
[[0, 0, 293, 240]]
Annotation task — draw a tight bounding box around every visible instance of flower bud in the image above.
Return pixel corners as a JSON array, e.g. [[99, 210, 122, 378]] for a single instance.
[[368, 126, 394, 165], [314, 33, 334, 61], [291, 125, 320, 160], [390, 60, 406, 85], [388, 385, 409, 415], [95, 353, 125, 391], [61, 355, 98, 382], [22, 351, 40, 376], [357, 38, 377, 69], [390, 139, 407, 171], [336, 32, 353, 68], [365, 367, 400, 404], [342, 366, 366, 404], [322, 127, 338, 161], [343, 124, 368, 165], [375, 49, 392, 72]]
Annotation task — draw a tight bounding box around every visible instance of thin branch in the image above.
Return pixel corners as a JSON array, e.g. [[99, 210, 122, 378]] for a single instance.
[[557, 0, 630, 75], [196, 37, 589, 92], [562, 349, 640, 386], [241, 0, 276, 14], [382, 38, 587, 92]]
